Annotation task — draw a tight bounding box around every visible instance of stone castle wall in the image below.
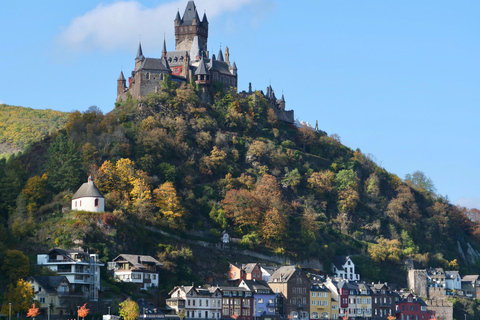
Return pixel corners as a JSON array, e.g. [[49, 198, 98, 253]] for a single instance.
[[426, 299, 453, 320], [428, 287, 446, 299]]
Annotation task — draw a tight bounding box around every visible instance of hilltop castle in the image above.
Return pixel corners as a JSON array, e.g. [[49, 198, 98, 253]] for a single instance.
[[117, 1, 237, 102]]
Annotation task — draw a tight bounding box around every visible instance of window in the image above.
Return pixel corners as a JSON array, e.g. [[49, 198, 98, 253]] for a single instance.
[[357, 298, 361, 304], [146, 72, 150, 80], [258, 299, 264, 304], [323, 301, 328, 306], [312, 292, 316, 297], [206, 300, 208, 307], [188, 300, 191, 306], [132, 273, 141, 279], [312, 301, 316, 306], [153, 274, 156, 280], [199, 300, 202, 306], [40, 297, 46, 303], [324, 293, 328, 298], [311, 312, 319, 319], [95, 198, 99, 207]]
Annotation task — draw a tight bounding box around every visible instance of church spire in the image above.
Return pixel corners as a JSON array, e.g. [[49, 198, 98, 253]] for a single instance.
[[136, 42, 144, 61], [162, 36, 167, 59]]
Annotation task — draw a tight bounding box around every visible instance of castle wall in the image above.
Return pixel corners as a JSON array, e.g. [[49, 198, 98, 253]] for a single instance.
[[428, 287, 446, 299], [426, 299, 453, 320], [408, 269, 427, 298]]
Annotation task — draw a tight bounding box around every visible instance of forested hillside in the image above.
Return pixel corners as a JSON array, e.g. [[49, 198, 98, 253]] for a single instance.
[[1, 79, 480, 295], [0, 104, 69, 157]]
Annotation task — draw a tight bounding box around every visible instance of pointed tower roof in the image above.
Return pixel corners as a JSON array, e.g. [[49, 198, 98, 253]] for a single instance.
[[202, 12, 208, 23], [118, 71, 126, 81], [162, 37, 167, 59], [212, 53, 216, 60], [175, 10, 181, 21], [195, 57, 209, 75], [190, 36, 201, 60], [280, 93, 285, 102], [218, 48, 224, 62], [136, 42, 145, 61], [182, 1, 199, 23], [232, 61, 237, 70]]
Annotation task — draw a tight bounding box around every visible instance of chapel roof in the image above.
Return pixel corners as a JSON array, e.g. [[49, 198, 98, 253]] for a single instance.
[[72, 177, 103, 200]]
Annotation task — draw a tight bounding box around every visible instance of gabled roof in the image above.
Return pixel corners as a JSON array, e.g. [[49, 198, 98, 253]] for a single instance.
[[240, 279, 272, 292], [268, 266, 298, 283], [138, 58, 170, 72], [462, 275, 479, 282], [112, 254, 163, 270], [242, 263, 258, 273], [445, 271, 460, 279], [72, 177, 103, 200], [29, 276, 69, 294], [310, 283, 330, 292], [426, 267, 445, 277], [332, 255, 353, 270]]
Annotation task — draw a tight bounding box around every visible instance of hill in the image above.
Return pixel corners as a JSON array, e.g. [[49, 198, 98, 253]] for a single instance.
[[1, 80, 480, 295], [0, 104, 69, 157]]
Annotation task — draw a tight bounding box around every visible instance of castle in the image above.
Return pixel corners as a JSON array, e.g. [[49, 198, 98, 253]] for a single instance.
[[117, 1, 238, 102]]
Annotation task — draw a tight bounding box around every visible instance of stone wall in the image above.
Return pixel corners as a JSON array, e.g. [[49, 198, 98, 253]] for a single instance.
[[428, 287, 446, 299], [426, 299, 453, 320]]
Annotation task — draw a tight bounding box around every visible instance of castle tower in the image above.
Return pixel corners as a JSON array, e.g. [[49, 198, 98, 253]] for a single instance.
[[175, 1, 208, 53], [162, 37, 167, 59], [117, 71, 126, 97]]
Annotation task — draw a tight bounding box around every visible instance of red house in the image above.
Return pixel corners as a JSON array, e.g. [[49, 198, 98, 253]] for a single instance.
[[229, 263, 263, 283], [219, 286, 254, 320], [395, 292, 434, 320]]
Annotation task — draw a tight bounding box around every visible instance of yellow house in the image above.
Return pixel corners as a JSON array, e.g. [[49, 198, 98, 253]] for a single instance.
[[28, 276, 71, 316], [310, 283, 339, 319]]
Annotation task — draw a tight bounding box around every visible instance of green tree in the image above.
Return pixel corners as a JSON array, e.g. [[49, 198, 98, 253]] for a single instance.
[[405, 170, 436, 195], [119, 298, 139, 320], [44, 133, 84, 192], [2, 249, 30, 283]]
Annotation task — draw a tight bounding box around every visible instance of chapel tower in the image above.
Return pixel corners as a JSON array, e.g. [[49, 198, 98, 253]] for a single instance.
[[174, 1, 208, 54]]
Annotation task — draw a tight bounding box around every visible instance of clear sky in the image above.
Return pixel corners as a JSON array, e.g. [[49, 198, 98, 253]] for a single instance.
[[1, 0, 479, 209]]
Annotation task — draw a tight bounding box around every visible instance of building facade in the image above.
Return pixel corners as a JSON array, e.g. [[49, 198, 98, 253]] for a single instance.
[[108, 254, 162, 290], [167, 285, 222, 319], [36, 248, 102, 301]]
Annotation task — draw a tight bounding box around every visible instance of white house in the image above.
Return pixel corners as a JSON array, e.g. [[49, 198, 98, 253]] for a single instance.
[[167, 285, 222, 319], [108, 254, 162, 290], [72, 176, 104, 212], [331, 256, 360, 281], [36, 248, 103, 301], [445, 271, 462, 291]]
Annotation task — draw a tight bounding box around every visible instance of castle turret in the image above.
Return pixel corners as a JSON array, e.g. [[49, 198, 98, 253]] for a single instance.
[[218, 48, 224, 62], [230, 61, 237, 76], [117, 71, 126, 98], [225, 46, 230, 65], [135, 42, 145, 71]]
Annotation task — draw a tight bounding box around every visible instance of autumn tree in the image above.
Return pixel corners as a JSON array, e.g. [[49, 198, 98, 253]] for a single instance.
[[119, 298, 139, 320], [1, 279, 35, 316], [386, 185, 421, 223], [26, 303, 39, 320], [308, 170, 335, 197], [368, 238, 402, 263], [21, 174, 49, 214], [78, 303, 89, 320], [153, 182, 186, 229], [222, 189, 261, 232]]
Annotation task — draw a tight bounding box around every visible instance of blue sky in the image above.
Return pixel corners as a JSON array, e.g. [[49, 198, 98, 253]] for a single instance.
[[1, 0, 479, 209]]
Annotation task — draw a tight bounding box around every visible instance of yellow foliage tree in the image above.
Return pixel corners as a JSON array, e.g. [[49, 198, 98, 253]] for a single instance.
[[153, 182, 185, 229], [1, 279, 35, 316], [368, 238, 402, 263]]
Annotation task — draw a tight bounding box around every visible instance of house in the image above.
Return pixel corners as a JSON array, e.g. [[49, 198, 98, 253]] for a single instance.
[[461, 275, 480, 298], [395, 291, 434, 320], [260, 266, 277, 282], [309, 282, 339, 320], [219, 286, 254, 320], [325, 279, 372, 319], [27, 276, 70, 316], [71, 176, 104, 212], [108, 254, 163, 290], [444, 271, 462, 293], [36, 248, 102, 301], [267, 266, 310, 320], [331, 256, 360, 281], [229, 263, 263, 283], [369, 282, 395, 320], [239, 279, 278, 319], [167, 285, 222, 319], [426, 268, 446, 288]]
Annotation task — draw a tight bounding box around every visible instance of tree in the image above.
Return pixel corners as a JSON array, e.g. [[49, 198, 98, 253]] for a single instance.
[[44, 133, 84, 192], [78, 303, 89, 320], [153, 182, 186, 229], [2, 249, 30, 283], [308, 170, 335, 196], [1, 279, 35, 316], [119, 298, 139, 320], [222, 189, 261, 231], [405, 170, 436, 195], [26, 303, 39, 320]]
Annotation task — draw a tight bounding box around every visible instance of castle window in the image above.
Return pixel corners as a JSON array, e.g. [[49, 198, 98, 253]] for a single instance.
[[180, 56, 184, 61], [174, 57, 178, 62], [168, 57, 172, 62], [146, 72, 150, 80]]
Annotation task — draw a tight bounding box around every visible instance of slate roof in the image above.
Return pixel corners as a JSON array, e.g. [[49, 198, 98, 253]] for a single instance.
[[209, 59, 233, 76], [138, 58, 170, 72], [242, 263, 258, 273], [332, 255, 353, 270], [268, 266, 297, 283], [310, 283, 330, 292], [195, 58, 209, 75], [462, 275, 479, 282], [72, 177, 103, 200], [136, 43, 145, 61], [445, 271, 460, 279], [240, 279, 272, 292], [112, 254, 163, 270], [426, 267, 445, 277], [118, 71, 126, 81], [30, 276, 68, 293]]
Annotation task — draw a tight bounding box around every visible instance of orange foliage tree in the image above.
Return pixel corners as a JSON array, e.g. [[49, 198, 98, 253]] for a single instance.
[[78, 304, 89, 320], [26, 303, 39, 319]]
